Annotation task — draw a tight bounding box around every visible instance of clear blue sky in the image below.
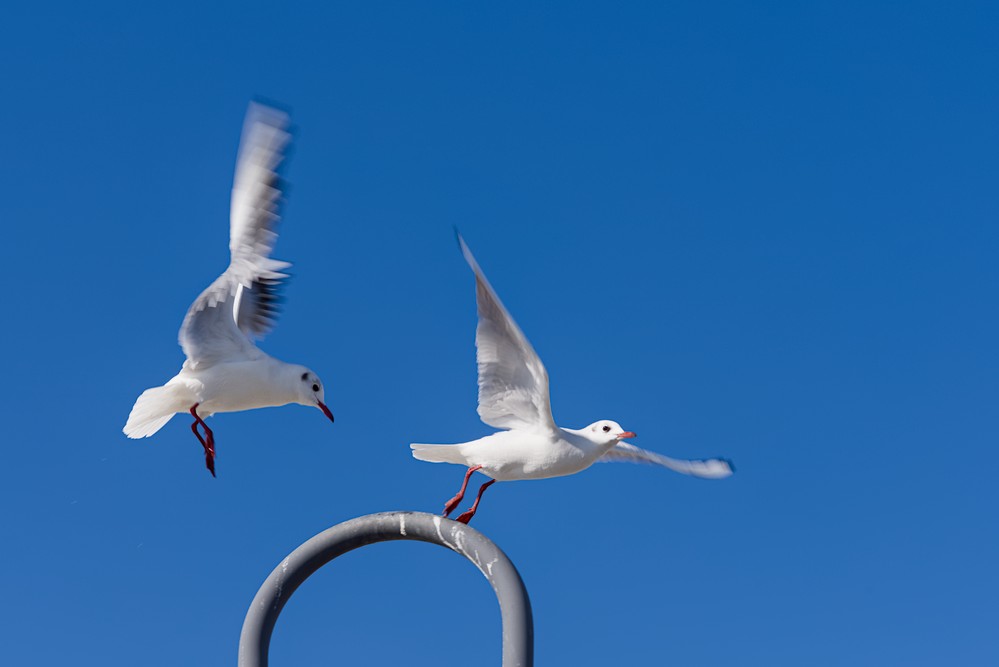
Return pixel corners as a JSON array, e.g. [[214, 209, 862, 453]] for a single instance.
[[1, 1, 996, 665]]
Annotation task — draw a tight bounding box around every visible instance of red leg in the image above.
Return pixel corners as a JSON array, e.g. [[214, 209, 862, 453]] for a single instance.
[[443, 465, 482, 517], [455, 479, 496, 525], [189, 404, 216, 478]]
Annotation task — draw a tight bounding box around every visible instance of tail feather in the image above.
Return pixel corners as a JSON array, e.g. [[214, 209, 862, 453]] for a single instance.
[[410, 443, 468, 465], [124, 384, 190, 439]]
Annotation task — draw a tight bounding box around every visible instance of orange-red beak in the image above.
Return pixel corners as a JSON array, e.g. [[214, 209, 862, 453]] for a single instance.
[[617, 431, 636, 439], [318, 401, 334, 423]]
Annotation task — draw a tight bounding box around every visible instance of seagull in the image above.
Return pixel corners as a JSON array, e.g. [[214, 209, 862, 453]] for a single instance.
[[123, 102, 333, 476], [411, 233, 733, 523]]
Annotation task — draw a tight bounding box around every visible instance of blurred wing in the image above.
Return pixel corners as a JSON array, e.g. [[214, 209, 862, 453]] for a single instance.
[[458, 233, 556, 434], [233, 275, 285, 338], [179, 272, 262, 367], [179, 103, 293, 367], [228, 102, 293, 339], [599, 442, 735, 479]]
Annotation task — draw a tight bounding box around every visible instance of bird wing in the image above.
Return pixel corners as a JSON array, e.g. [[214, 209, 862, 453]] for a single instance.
[[458, 233, 557, 434], [598, 441, 735, 479], [179, 103, 293, 368]]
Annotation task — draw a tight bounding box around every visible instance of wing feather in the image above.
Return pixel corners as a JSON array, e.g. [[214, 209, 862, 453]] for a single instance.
[[458, 233, 557, 433], [599, 442, 735, 479], [179, 103, 293, 367]]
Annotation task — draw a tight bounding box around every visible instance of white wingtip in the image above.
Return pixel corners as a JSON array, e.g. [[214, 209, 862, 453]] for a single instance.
[[689, 458, 736, 479]]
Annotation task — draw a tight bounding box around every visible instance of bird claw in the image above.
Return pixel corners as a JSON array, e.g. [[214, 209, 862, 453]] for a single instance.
[[441, 465, 483, 517], [442, 496, 463, 517], [455, 509, 475, 524], [190, 404, 217, 477]]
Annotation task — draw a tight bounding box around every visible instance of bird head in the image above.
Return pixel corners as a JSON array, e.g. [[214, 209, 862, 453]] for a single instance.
[[295, 368, 334, 423], [584, 419, 636, 445]]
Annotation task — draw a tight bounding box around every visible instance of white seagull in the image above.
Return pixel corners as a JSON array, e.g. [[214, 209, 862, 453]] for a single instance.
[[411, 233, 733, 523], [123, 103, 333, 476]]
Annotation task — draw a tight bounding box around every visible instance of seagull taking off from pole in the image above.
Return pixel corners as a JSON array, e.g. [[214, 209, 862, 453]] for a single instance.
[[123, 102, 334, 476], [411, 233, 733, 523]]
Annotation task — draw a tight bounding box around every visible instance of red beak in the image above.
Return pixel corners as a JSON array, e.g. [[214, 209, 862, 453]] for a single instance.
[[318, 401, 334, 423], [617, 431, 636, 439]]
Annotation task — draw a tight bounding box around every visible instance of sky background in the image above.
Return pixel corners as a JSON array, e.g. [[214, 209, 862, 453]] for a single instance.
[[1, 1, 997, 665]]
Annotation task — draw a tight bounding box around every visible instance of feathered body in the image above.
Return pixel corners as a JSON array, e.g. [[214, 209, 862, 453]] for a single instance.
[[127, 356, 317, 434], [413, 427, 618, 481]]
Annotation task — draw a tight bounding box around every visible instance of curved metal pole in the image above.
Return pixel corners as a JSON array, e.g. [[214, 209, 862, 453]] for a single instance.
[[238, 511, 533, 667]]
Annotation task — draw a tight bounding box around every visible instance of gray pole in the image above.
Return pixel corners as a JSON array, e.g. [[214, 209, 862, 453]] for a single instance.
[[238, 511, 534, 667]]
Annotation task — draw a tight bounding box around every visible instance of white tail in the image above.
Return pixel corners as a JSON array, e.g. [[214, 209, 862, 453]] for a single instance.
[[123, 384, 190, 438], [410, 443, 468, 465]]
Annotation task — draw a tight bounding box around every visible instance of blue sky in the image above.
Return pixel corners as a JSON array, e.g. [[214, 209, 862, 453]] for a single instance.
[[1, 1, 996, 664]]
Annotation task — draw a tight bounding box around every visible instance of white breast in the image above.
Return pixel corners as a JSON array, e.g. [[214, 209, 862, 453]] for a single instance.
[[468, 429, 609, 481], [183, 357, 295, 416]]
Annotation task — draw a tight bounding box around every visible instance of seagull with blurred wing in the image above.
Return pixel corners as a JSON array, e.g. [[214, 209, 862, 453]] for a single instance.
[[124, 103, 333, 476]]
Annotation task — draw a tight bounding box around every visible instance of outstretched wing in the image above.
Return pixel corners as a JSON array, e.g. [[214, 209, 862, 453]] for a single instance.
[[599, 441, 735, 479], [458, 233, 557, 434], [179, 103, 293, 368]]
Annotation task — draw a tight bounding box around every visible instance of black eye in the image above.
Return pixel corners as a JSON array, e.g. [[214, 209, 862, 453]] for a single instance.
[[301, 372, 309, 381], [312, 384, 320, 392], [602, 425, 611, 433]]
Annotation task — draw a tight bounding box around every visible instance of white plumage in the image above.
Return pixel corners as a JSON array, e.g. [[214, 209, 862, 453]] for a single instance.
[[412, 233, 733, 522], [124, 103, 334, 476]]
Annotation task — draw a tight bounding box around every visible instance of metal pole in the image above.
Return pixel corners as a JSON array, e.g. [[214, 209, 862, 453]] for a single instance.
[[238, 511, 534, 667]]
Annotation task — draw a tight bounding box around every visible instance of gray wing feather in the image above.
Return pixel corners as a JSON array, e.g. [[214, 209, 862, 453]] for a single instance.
[[599, 441, 735, 479]]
